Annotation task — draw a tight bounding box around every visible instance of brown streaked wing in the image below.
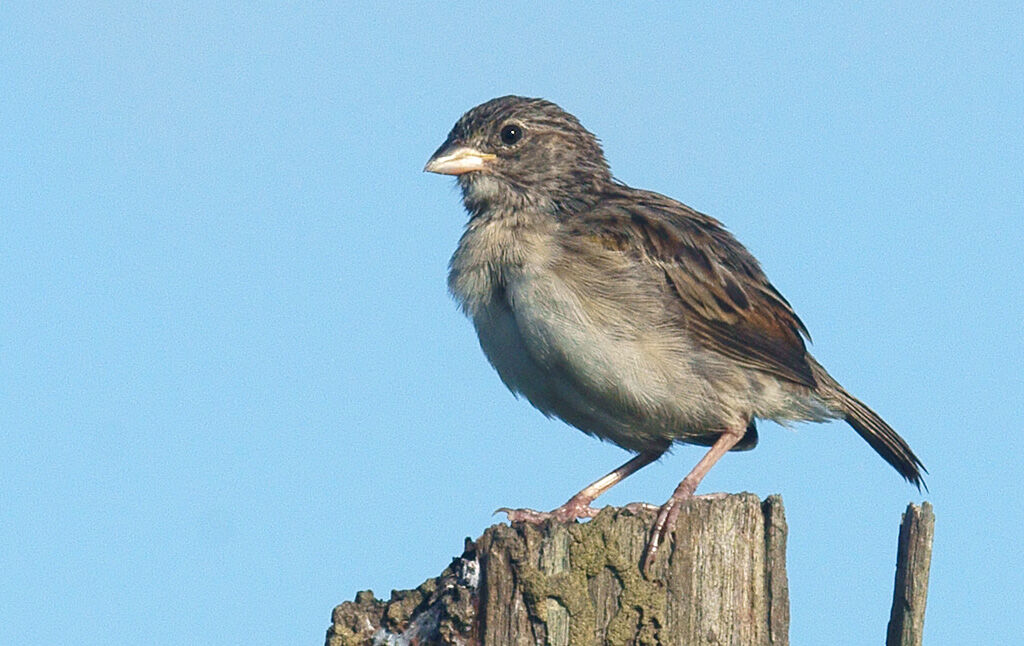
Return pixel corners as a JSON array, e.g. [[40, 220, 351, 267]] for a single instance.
[[585, 188, 816, 388]]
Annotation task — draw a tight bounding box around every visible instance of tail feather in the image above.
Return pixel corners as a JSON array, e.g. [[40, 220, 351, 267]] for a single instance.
[[838, 390, 927, 491]]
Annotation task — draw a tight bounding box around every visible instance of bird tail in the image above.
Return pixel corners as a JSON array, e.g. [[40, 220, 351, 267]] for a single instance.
[[836, 388, 927, 490], [810, 360, 927, 490]]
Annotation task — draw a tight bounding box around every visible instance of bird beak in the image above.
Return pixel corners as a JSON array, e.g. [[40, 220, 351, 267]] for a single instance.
[[423, 147, 496, 175]]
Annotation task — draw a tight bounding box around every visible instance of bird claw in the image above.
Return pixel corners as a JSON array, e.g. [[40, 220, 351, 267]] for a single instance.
[[495, 507, 553, 523], [496, 497, 600, 524], [623, 502, 660, 514], [641, 486, 709, 575], [641, 500, 679, 575], [692, 492, 729, 501]]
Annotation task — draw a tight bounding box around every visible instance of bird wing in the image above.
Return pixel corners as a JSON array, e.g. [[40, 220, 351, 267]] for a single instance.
[[577, 188, 816, 388]]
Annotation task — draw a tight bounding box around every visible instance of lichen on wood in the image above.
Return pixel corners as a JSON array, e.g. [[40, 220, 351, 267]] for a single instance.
[[326, 493, 789, 645]]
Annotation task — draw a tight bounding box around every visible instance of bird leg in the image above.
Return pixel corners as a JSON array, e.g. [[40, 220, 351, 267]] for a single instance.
[[642, 427, 745, 573], [499, 449, 665, 523]]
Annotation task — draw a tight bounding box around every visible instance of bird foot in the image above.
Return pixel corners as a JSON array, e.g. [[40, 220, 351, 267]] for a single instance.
[[692, 492, 729, 501], [496, 494, 600, 524], [623, 502, 660, 513], [625, 492, 729, 516], [640, 483, 721, 574]]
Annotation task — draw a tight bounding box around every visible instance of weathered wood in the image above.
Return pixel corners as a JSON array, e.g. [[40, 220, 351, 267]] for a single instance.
[[886, 502, 935, 646], [326, 493, 789, 645]]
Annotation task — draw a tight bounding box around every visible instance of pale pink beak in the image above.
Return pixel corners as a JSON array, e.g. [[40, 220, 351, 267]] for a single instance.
[[424, 147, 496, 175]]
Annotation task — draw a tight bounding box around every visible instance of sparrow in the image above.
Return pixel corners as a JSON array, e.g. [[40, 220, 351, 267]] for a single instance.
[[424, 96, 925, 571]]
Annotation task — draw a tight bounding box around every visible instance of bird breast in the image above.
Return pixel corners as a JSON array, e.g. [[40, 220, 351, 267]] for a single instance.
[[448, 214, 740, 451]]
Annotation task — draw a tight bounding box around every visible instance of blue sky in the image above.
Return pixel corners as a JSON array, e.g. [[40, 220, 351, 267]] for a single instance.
[[3, 3, 1022, 645]]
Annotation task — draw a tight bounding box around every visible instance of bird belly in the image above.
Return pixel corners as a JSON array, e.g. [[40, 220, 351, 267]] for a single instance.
[[471, 268, 741, 452], [448, 217, 833, 451]]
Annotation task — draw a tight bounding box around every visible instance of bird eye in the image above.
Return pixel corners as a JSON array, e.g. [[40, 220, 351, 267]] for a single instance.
[[499, 124, 523, 145]]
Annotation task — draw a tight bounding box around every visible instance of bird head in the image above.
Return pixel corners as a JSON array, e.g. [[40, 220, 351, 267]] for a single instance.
[[424, 96, 612, 218]]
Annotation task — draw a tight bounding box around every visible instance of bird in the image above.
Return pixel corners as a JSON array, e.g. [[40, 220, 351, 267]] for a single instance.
[[424, 96, 925, 570]]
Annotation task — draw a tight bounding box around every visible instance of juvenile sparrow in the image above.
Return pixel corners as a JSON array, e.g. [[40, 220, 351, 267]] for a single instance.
[[424, 96, 925, 570]]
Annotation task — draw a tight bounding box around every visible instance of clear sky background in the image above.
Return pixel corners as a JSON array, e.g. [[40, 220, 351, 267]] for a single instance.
[[3, 3, 1022, 645]]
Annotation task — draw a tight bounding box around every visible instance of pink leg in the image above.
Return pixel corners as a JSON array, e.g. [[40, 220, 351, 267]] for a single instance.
[[642, 427, 745, 573], [500, 449, 665, 523]]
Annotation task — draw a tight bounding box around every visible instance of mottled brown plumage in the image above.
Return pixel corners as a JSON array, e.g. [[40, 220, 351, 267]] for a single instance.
[[425, 96, 925, 570], [569, 188, 817, 388]]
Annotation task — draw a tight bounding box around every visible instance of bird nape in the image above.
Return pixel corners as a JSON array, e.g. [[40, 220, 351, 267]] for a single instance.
[[425, 95, 926, 572]]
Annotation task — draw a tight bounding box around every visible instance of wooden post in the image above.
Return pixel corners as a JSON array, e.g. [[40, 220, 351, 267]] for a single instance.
[[886, 502, 935, 646], [326, 493, 789, 646]]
